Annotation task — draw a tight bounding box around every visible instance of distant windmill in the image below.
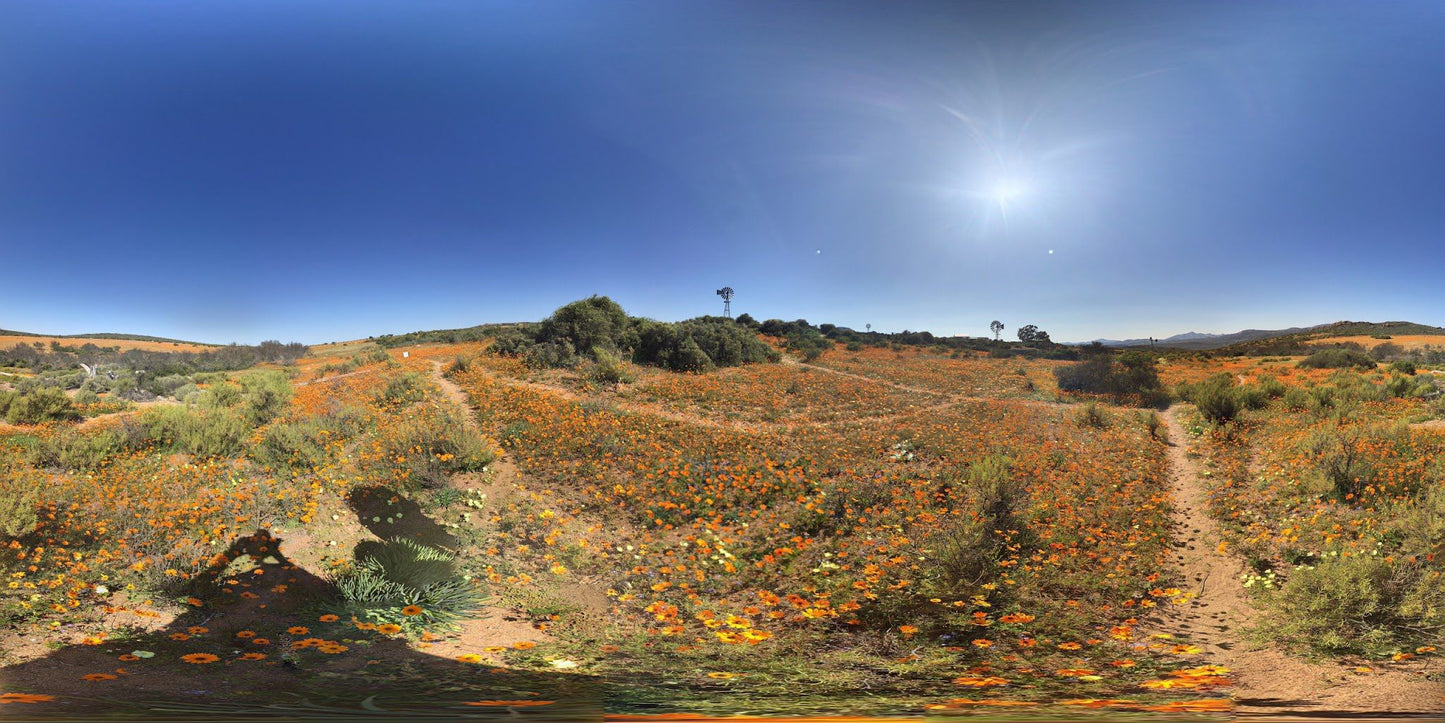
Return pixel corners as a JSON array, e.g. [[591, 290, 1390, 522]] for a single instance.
[[716, 287, 734, 318]]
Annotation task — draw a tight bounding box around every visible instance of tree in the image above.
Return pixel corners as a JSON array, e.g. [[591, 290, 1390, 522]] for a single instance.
[[1017, 324, 1041, 343], [990, 320, 1004, 341]]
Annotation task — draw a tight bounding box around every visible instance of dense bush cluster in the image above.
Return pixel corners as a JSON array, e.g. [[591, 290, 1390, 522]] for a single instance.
[[1298, 348, 1377, 370], [1054, 350, 1170, 407], [483, 296, 780, 373]]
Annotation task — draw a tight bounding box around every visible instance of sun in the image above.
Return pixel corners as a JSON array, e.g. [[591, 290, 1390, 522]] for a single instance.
[[991, 179, 1024, 207]]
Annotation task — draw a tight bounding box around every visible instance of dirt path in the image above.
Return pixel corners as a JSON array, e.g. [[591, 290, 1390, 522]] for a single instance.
[[791, 358, 1060, 410], [1159, 404, 1442, 715]]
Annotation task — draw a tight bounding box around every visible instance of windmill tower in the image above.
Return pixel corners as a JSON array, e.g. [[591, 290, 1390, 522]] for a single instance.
[[716, 287, 734, 318]]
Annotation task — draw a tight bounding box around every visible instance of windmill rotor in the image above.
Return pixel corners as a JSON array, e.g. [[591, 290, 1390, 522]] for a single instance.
[[715, 287, 734, 318]]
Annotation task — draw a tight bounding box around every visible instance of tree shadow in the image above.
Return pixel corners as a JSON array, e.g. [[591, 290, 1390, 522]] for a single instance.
[[0, 494, 601, 720]]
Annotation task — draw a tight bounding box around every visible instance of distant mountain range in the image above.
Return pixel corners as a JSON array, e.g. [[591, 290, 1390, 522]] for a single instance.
[[1089, 327, 1311, 350], [1089, 321, 1445, 351]]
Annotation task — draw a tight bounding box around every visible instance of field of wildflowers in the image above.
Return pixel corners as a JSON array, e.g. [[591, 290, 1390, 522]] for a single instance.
[[0, 341, 1438, 717]]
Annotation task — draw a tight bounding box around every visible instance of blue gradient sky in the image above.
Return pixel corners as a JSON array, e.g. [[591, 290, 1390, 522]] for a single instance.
[[3, 1, 1443, 344]]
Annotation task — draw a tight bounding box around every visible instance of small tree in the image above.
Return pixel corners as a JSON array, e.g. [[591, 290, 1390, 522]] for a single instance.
[[990, 320, 1004, 341], [1017, 325, 1043, 344]]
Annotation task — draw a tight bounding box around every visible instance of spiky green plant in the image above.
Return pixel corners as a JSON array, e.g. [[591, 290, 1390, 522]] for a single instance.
[[328, 538, 487, 632]]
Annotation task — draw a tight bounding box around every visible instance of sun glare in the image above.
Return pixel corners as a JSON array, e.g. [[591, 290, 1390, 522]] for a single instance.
[[992, 179, 1024, 207]]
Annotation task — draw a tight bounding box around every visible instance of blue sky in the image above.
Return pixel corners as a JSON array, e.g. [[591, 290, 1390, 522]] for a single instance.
[[3, 1, 1443, 344]]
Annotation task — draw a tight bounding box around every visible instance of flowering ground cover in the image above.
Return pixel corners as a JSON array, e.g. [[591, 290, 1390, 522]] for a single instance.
[[1, 341, 1439, 717]]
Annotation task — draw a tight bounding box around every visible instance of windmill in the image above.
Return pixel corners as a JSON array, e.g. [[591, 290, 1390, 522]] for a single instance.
[[716, 287, 734, 318]]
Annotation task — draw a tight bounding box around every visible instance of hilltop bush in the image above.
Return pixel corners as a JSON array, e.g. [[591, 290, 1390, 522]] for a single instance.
[[535, 295, 633, 356]]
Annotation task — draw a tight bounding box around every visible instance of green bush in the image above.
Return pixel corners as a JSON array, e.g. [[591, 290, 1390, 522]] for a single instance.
[[385, 409, 494, 487], [250, 419, 330, 471], [524, 339, 578, 369], [535, 295, 632, 357], [238, 371, 293, 425], [26, 426, 129, 470], [142, 405, 247, 458], [1283, 387, 1311, 412], [170, 383, 201, 402], [1178, 374, 1242, 424], [1389, 360, 1417, 375], [2, 387, 80, 425], [0, 478, 42, 537], [1255, 554, 1443, 657], [200, 380, 243, 409], [588, 347, 635, 385], [1078, 401, 1109, 428], [377, 372, 428, 407], [1055, 351, 1169, 407], [1299, 348, 1377, 370], [669, 336, 712, 373]]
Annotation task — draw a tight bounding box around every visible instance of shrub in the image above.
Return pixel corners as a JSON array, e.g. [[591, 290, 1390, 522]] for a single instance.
[[384, 409, 494, 487], [377, 372, 428, 407], [1283, 387, 1311, 412], [238, 371, 293, 425], [524, 339, 578, 370], [668, 336, 712, 373], [588, 347, 635, 386], [535, 295, 632, 357], [1178, 374, 1242, 424], [1255, 554, 1442, 657], [26, 426, 129, 470], [142, 405, 247, 458], [148, 374, 191, 397], [0, 476, 42, 537], [200, 380, 243, 409], [1389, 360, 1418, 375], [1078, 402, 1109, 428], [250, 419, 330, 471], [170, 383, 201, 402], [3, 388, 80, 425], [1055, 351, 1169, 407], [671, 317, 778, 367], [1299, 348, 1377, 370]]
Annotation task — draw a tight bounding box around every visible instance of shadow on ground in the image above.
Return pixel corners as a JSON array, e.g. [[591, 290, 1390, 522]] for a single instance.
[[0, 486, 600, 720]]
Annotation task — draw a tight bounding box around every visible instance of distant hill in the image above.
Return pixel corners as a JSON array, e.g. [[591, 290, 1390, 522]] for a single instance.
[[0, 329, 216, 347], [1092, 327, 1311, 350], [1217, 321, 1445, 356], [1092, 321, 1445, 353], [66, 332, 216, 346]]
